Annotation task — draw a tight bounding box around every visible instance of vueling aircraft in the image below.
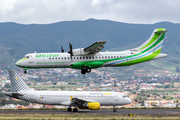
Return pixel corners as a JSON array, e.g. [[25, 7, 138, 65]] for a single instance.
[[5, 70, 132, 112], [16, 28, 167, 74]]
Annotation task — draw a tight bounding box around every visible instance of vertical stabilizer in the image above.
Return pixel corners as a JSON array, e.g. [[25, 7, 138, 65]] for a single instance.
[[8, 70, 30, 92], [135, 28, 167, 53]]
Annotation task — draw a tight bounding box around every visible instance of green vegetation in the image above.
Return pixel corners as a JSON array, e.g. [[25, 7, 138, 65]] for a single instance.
[[0, 114, 179, 120]]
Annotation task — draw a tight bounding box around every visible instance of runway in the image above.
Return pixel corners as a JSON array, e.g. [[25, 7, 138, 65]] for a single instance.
[[0, 109, 180, 116]]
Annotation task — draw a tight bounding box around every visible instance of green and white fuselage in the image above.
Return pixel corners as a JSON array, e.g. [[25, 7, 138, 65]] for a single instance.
[[16, 28, 168, 74]]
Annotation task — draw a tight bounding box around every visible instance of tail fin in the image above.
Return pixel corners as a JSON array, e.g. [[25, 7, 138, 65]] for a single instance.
[[8, 70, 30, 92], [135, 28, 167, 53]]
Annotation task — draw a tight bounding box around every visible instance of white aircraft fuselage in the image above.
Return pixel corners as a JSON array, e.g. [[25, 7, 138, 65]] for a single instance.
[[15, 28, 168, 74]]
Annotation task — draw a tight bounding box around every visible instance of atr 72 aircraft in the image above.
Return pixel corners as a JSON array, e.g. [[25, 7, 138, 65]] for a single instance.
[[16, 28, 167, 74], [5, 70, 132, 112]]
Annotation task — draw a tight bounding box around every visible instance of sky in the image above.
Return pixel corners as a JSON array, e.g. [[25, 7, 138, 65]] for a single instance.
[[0, 0, 179, 24]]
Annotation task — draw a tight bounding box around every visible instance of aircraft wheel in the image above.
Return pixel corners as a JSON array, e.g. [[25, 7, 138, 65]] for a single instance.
[[73, 108, 78, 112], [86, 68, 91, 73], [81, 69, 86, 74], [113, 109, 117, 112], [24, 70, 27, 74], [67, 108, 72, 112]]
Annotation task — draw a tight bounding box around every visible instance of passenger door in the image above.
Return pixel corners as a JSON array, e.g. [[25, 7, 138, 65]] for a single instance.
[[115, 93, 119, 101]]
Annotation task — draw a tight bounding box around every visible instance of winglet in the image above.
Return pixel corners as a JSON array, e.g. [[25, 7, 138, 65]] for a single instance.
[[70, 96, 73, 100]]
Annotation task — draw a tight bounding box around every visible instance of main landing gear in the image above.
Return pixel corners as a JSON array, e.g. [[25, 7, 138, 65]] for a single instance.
[[67, 107, 78, 112], [81, 66, 91, 74], [113, 105, 117, 112], [67, 107, 72, 112]]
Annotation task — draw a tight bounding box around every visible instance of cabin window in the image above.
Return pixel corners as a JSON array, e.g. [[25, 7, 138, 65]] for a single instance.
[[80, 57, 82, 59], [52, 58, 54, 60], [77, 57, 78, 59], [111, 56, 113, 58], [114, 56, 116, 58], [64, 57, 66, 59], [89, 57, 91, 59], [86, 57, 88, 59], [105, 56, 107, 59], [74, 57, 75, 59], [61, 57, 63, 59], [92, 57, 94, 59], [58, 57, 60, 59], [96, 57, 98, 59], [55, 57, 57, 59], [102, 56, 104, 59], [108, 56, 110, 58], [99, 56, 101, 59], [67, 57, 69, 59], [49, 58, 51, 60], [83, 57, 85, 59]]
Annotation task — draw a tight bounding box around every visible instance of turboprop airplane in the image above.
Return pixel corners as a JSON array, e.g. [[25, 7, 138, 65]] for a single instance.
[[16, 28, 168, 74], [5, 70, 132, 112]]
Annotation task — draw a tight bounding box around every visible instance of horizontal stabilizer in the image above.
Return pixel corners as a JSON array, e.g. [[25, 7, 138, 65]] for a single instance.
[[155, 30, 168, 33]]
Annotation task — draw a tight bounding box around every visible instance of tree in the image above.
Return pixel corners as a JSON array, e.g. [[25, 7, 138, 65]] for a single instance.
[[165, 84, 170, 88], [1, 98, 6, 106], [4, 83, 11, 88], [132, 91, 136, 94], [176, 67, 180, 72]]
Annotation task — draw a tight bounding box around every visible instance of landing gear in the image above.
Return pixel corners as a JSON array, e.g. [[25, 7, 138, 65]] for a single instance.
[[81, 66, 91, 74], [73, 108, 78, 112], [67, 107, 72, 112], [113, 105, 117, 112], [81, 69, 86, 74], [24, 70, 27, 74], [87, 68, 91, 73]]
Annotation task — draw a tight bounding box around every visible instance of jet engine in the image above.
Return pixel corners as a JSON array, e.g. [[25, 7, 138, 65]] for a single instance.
[[79, 102, 100, 110]]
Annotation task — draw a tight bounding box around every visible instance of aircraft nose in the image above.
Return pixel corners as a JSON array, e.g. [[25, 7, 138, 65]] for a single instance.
[[16, 60, 22, 66], [128, 98, 132, 104]]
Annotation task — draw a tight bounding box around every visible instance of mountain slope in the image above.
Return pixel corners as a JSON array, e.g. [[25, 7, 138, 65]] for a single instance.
[[0, 19, 179, 70]]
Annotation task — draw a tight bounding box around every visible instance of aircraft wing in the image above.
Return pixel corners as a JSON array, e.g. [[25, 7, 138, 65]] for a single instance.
[[84, 41, 106, 54], [61, 96, 96, 106], [69, 96, 97, 106]]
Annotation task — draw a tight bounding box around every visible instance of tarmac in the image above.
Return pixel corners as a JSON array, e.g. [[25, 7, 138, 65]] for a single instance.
[[0, 109, 180, 116]]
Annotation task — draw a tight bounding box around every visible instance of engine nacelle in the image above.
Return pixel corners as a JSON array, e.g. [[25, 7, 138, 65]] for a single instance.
[[79, 102, 100, 110], [72, 48, 89, 56]]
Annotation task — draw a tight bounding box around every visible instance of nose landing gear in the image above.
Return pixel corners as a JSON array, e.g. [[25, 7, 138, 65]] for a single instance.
[[24, 70, 27, 74], [113, 105, 117, 112]]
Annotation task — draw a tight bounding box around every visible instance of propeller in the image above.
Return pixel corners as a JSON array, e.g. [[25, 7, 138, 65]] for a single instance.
[[61, 45, 64, 53], [68, 42, 73, 60]]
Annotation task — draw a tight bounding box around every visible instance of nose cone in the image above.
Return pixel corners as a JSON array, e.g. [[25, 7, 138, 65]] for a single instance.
[[16, 60, 22, 66], [127, 98, 132, 104]]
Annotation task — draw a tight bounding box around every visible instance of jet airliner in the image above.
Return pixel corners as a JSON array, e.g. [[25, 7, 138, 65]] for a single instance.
[[5, 70, 132, 112], [16, 28, 168, 74]]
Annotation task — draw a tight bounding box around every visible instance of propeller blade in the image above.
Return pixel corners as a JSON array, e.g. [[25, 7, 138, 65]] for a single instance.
[[68, 42, 73, 56], [61, 45, 64, 53]]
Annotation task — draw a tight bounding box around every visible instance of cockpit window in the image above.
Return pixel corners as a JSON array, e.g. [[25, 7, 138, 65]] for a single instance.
[[23, 56, 29, 58], [23, 55, 32, 59], [123, 95, 127, 98]]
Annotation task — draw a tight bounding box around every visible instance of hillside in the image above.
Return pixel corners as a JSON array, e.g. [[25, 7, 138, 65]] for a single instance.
[[0, 19, 179, 70]]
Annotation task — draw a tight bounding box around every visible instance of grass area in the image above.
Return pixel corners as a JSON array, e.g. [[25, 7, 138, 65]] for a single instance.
[[149, 60, 176, 71], [0, 114, 180, 120]]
